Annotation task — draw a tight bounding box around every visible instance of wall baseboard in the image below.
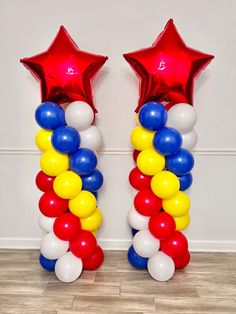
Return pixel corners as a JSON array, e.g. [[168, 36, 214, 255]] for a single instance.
[[0, 238, 235, 252]]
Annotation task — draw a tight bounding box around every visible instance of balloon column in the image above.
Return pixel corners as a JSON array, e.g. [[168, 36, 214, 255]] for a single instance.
[[21, 26, 107, 282], [125, 20, 214, 281]]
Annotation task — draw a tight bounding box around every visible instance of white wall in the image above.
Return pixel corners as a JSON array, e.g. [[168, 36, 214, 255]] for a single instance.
[[0, 0, 236, 251]]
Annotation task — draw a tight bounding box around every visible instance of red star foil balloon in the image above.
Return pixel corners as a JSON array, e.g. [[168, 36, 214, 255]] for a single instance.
[[20, 26, 108, 113], [123, 19, 214, 112]]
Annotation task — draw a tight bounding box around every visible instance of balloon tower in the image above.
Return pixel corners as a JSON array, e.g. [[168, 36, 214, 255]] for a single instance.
[[21, 26, 108, 282], [124, 19, 214, 281]]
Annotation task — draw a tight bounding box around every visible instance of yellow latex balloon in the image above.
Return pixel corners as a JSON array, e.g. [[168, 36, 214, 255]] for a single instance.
[[91, 230, 97, 237], [135, 113, 140, 125], [35, 129, 53, 151], [151, 170, 180, 199], [130, 126, 154, 151], [174, 214, 190, 231], [137, 148, 165, 176], [80, 208, 102, 231], [40, 149, 69, 176], [163, 191, 190, 217], [53, 171, 82, 199], [69, 190, 97, 218]]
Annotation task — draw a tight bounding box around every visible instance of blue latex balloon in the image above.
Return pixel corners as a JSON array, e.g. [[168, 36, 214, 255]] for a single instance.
[[91, 191, 98, 199], [52, 126, 80, 154], [166, 148, 194, 176], [128, 245, 148, 269], [153, 127, 182, 156], [70, 148, 97, 176], [178, 173, 193, 191], [82, 169, 103, 192], [35, 102, 65, 130], [131, 228, 139, 237], [139, 101, 167, 131], [39, 254, 57, 271]]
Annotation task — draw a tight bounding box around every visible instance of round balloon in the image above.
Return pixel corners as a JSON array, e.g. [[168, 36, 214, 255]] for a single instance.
[[38, 212, 56, 232], [52, 126, 80, 154], [133, 149, 140, 162], [79, 126, 103, 151], [53, 212, 81, 241], [151, 171, 180, 200], [82, 169, 103, 192], [35, 102, 65, 130], [163, 191, 190, 217], [173, 250, 190, 269], [178, 173, 193, 191], [53, 170, 82, 199], [55, 252, 82, 282], [134, 189, 162, 216], [174, 213, 190, 231], [127, 207, 149, 230], [129, 167, 151, 190], [149, 212, 176, 240], [80, 208, 102, 231], [167, 103, 197, 134], [39, 254, 57, 271], [69, 190, 97, 218], [166, 148, 194, 176], [133, 229, 160, 258], [70, 148, 97, 176], [40, 149, 69, 176], [130, 126, 155, 151], [128, 245, 148, 269], [35, 171, 55, 192], [70, 230, 97, 259], [40, 232, 69, 260], [39, 191, 68, 217], [65, 101, 94, 131], [160, 231, 188, 258], [182, 129, 198, 150], [153, 127, 182, 156], [138, 101, 167, 131], [35, 129, 53, 151], [83, 245, 104, 270], [137, 148, 165, 176], [147, 251, 175, 282]]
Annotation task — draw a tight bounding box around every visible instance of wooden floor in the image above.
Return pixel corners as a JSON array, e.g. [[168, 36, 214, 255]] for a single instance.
[[0, 250, 235, 313]]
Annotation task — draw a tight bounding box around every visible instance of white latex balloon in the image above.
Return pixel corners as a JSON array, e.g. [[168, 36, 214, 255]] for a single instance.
[[55, 252, 82, 283], [167, 103, 197, 134], [148, 251, 175, 282], [182, 129, 198, 150], [38, 213, 56, 233], [79, 126, 103, 151], [128, 207, 149, 230], [133, 229, 160, 258], [40, 232, 69, 260], [65, 101, 94, 131]]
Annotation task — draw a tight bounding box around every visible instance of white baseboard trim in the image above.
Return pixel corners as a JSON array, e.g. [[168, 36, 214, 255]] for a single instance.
[[0, 237, 236, 252]]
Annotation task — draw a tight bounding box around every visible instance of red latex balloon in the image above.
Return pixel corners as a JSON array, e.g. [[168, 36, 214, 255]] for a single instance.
[[161, 231, 188, 258], [149, 212, 176, 240], [134, 189, 162, 216], [70, 230, 97, 259], [39, 191, 68, 217], [173, 250, 190, 269], [129, 167, 152, 190], [132, 149, 140, 162], [164, 102, 174, 111], [83, 245, 104, 270], [53, 212, 81, 241], [123, 19, 214, 112], [20, 26, 108, 113], [36, 171, 55, 192]]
